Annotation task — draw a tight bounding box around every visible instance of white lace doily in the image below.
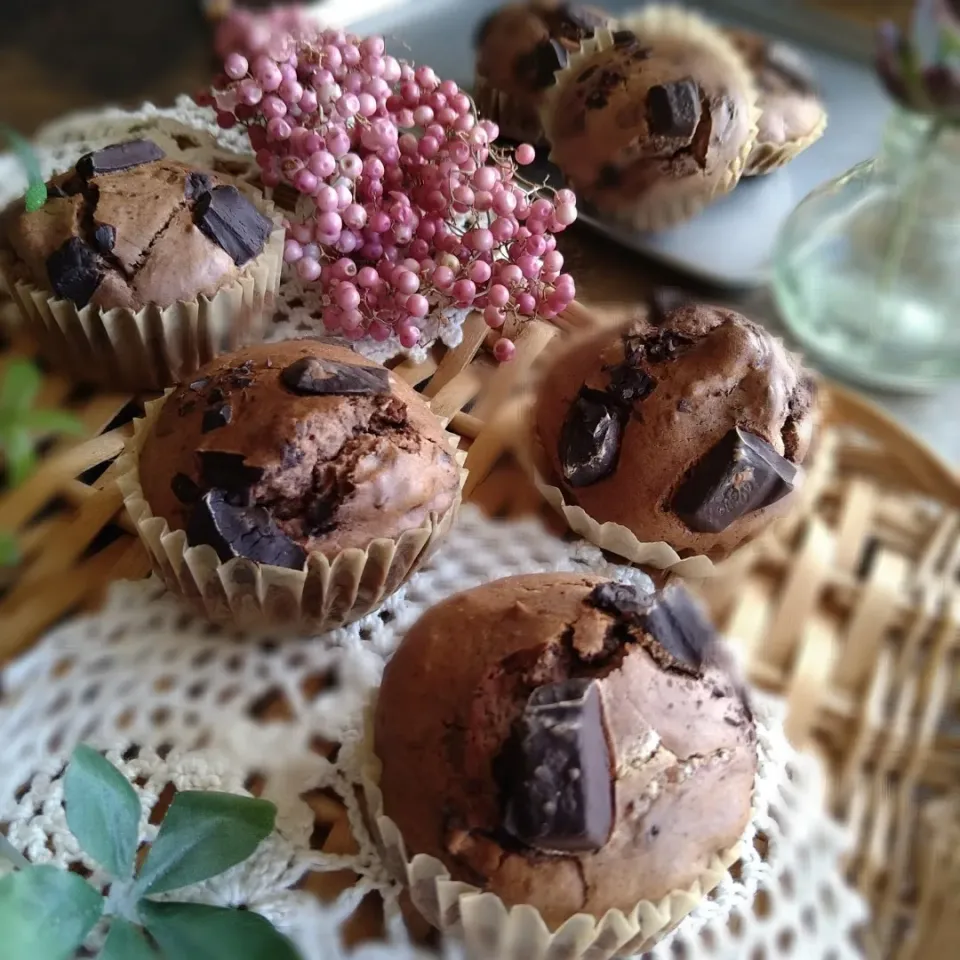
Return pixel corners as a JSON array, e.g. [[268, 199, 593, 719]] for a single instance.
[[0, 507, 866, 960], [0, 97, 470, 365]]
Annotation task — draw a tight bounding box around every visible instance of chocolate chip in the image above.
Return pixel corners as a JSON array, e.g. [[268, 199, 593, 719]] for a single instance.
[[577, 64, 599, 82], [202, 402, 232, 433], [189, 378, 209, 391], [75, 139, 165, 178], [648, 287, 690, 325], [171, 473, 201, 504], [586, 90, 608, 109], [559, 388, 622, 487], [501, 678, 613, 853], [186, 489, 306, 569], [194, 185, 272, 266], [673, 427, 798, 534], [643, 331, 694, 364], [185, 171, 213, 201], [611, 29, 637, 46], [45, 237, 103, 308], [280, 357, 390, 396], [48, 176, 84, 199], [647, 79, 702, 138], [606, 364, 655, 405], [677, 398, 692, 413], [92, 223, 117, 255], [196, 450, 264, 493], [641, 584, 717, 672], [587, 581, 652, 622]]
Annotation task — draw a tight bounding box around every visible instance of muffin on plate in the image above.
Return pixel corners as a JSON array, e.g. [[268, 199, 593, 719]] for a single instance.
[[726, 29, 828, 176], [532, 292, 818, 569], [367, 573, 756, 956], [118, 339, 464, 632], [473, 1, 612, 145], [541, 8, 758, 230], [0, 138, 284, 390]]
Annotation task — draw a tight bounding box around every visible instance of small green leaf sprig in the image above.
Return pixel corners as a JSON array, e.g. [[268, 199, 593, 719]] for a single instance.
[[0, 124, 47, 212], [0, 745, 302, 960], [0, 360, 85, 566]]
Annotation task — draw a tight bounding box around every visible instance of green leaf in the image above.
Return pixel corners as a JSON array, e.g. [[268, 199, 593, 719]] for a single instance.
[[3, 426, 36, 487], [64, 745, 142, 879], [0, 864, 103, 960], [0, 360, 41, 413], [100, 918, 160, 960], [22, 409, 86, 435], [0, 125, 47, 213], [0, 530, 19, 567], [135, 792, 276, 896], [140, 901, 300, 960]]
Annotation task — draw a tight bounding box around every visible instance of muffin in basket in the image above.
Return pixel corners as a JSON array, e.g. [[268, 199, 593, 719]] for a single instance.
[[117, 339, 464, 633], [473, 1, 613, 146], [366, 573, 757, 957], [0, 138, 284, 390], [540, 9, 759, 230], [532, 293, 819, 568], [726, 28, 828, 176]]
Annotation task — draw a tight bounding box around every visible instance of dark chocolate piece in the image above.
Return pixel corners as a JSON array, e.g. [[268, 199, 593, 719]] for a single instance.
[[75, 139, 165, 179], [502, 678, 613, 853], [648, 287, 689, 325], [641, 585, 717, 673], [647, 79, 702, 138], [92, 223, 117, 255], [48, 176, 84, 200], [194, 185, 271, 266], [280, 357, 390, 396], [196, 450, 265, 493], [189, 378, 209, 392], [643, 330, 694, 364], [673, 426, 798, 533], [606, 364, 655, 405], [559, 388, 622, 487], [587, 581, 652, 622], [185, 171, 213, 201], [45, 237, 103, 308], [187, 489, 306, 569], [611, 29, 637, 46], [171, 473, 201, 504], [577, 64, 599, 83], [202, 402, 233, 433]]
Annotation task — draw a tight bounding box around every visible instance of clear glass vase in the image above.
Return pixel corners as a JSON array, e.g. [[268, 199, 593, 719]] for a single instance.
[[772, 108, 960, 393]]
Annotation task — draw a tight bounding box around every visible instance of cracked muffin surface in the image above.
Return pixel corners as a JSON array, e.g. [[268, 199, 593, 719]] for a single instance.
[[375, 573, 756, 927], [138, 339, 461, 566], [544, 29, 755, 222], [535, 296, 819, 560], [2, 138, 271, 311]]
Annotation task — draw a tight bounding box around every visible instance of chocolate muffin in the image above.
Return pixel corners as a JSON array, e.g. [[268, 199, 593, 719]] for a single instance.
[[541, 13, 758, 229], [137, 339, 462, 565], [727, 29, 827, 176], [2, 139, 272, 312], [534, 295, 818, 562], [374, 573, 756, 932], [473, 1, 612, 145]]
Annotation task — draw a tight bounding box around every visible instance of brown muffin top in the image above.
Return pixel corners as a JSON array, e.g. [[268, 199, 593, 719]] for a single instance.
[[535, 295, 818, 561], [138, 339, 461, 567], [375, 573, 756, 927], [727, 29, 826, 153], [475, 1, 611, 98], [544, 30, 755, 217], [3, 139, 272, 311]]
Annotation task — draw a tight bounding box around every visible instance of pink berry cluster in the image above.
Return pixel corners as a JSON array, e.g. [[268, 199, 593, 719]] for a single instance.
[[212, 4, 317, 63], [200, 26, 578, 360]]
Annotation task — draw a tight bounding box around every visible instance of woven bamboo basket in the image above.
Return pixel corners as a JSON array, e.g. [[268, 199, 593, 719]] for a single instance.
[[0, 277, 957, 959]]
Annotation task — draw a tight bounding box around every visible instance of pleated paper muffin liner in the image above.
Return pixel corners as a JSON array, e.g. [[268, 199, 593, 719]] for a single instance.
[[360, 695, 769, 960], [540, 13, 760, 232], [512, 401, 716, 578], [116, 394, 467, 635], [0, 188, 284, 392], [472, 74, 550, 147], [744, 108, 828, 177]]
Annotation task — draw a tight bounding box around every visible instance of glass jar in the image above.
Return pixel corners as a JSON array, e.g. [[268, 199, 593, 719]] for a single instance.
[[772, 108, 960, 393]]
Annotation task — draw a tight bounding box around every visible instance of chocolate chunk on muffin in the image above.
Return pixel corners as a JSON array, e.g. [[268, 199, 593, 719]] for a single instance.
[[137, 339, 462, 564], [2, 138, 271, 312], [473, 1, 612, 145], [374, 573, 756, 930], [535, 297, 818, 561], [542, 9, 758, 229], [727, 29, 827, 175]]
